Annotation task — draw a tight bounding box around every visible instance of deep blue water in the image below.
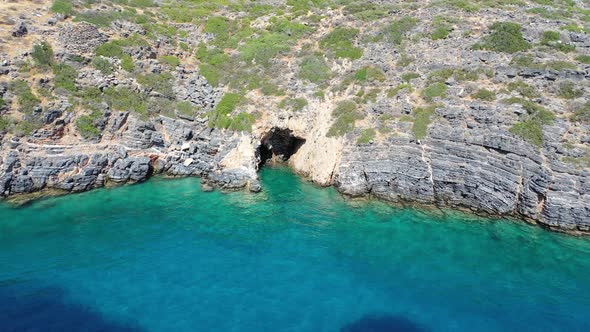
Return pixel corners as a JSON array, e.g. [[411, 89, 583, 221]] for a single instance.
[[0, 166, 589, 332]]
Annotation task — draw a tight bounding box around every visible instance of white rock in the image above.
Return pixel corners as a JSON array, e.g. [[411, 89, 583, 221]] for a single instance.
[[181, 142, 191, 151], [183, 158, 194, 167]]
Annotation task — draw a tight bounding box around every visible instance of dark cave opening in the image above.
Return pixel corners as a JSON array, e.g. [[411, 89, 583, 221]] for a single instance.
[[256, 127, 306, 169]]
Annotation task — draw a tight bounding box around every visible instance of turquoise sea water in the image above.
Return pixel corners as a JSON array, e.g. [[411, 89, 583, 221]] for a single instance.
[[0, 166, 589, 332]]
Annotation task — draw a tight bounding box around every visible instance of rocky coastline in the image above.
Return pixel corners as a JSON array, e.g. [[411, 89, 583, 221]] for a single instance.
[[0, 0, 588, 233]]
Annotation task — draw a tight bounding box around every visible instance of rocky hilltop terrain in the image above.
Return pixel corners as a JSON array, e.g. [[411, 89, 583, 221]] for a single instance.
[[0, 0, 588, 233]]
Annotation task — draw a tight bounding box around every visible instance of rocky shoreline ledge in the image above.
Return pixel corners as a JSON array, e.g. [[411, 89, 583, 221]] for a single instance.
[[1, 111, 588, 234]]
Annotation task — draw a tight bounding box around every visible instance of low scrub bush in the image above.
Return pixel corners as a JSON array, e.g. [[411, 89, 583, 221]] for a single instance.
[[354, 66, 385, 83], [53, 63, 77, 92], [356, 128, 376, 144], [572, 102, 590, 124], [92, 57, 113, 75], [51, 0, 75, 16], [504, 98, 555, 147], [208, 93, 242, 129], [103, 87, 148, 119], [136, 72, 175, 98], [160, 55, 180, 67], [299, 55, 332, 83], [422, 82, 447, 102], [473, 22, 530, 53], [32, 42, 54, 68], [413, 105, 437, 139], [507, 80, 539, 98], [327, 101, 364, 137], [76, 110, 102, 139], [557, 81, 583, 99], [472, 89, 496, 101], [320, 27, 363, 60], [386, 16, 419, 45], [279, 97, 308, 112], [10, 80, 40, 115]]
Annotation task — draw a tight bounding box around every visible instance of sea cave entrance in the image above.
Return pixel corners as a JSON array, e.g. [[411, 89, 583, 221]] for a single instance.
[[257, 127, 306, 169]]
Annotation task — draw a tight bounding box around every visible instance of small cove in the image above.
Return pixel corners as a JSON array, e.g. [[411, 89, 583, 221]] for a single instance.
[[0, 166, 589, 331]]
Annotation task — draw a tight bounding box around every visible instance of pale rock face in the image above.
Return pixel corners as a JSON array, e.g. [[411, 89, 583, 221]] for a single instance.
[[219, 134, 258, 179]]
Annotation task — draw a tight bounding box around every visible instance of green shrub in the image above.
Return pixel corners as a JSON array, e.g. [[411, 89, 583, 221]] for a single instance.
[[298, 55, 332, 83], [76, 111, 102, 139], [160, 55, 180, 67], [474, 22, 530, 53], [472, 89, 496, 101], [422, 82, 447, 101], [176, 101, 197, 117], [387, 83, 412, 97], [208, 93, 243, 129], [540, 30, 575, 52], [541, 31, 560, 44], [356, 128, 376, 144], [136, 72, 174, 98], [510, 55, 535, 68], [397, 53, 414, 67], [74, 10, 122, 28], [354, 66, 385, 83], [260, 82, 284, 96], [360, 88, 381, 104], [0, 98, 5, 109], [327, 100, 364, 137], [268, 17, 313, 38], [0, 115, 10, 132], [572, 102, 590, 124], [546, 61, 576, 71], [560, 23, 585, 33], [510, 120, 545, 147], [385, 16, 419, 45], [53, 63, 77, 92], [563, 149, 590, 170], [279, 97, 308, 112], [129, 0, 155, 7], [432, 26, 452, 40], [510, 56, 577, 71], [199, 63, 222, 87], [120, 55, 135, 72], [32, 42, 54, 68], [434, 0, 479, 12], [576, 55, 590, 64], [507, 80, 539, 98], [402, 72, 420, 82], [240, 33, 292, 67], [228, 112, 255, 132], [344, 3, 392, 21], [320, 27, 363, 60], [557, 81, 583, 99], [10, 80, 40, 114], [95, 42, 124, 58], [413, 105, 437, 139], [92, 57, 113, 75], [14, 121, 39, 135], [103, 87, 148, 118], [427, 68, 479, 84], [50, 0, 75, 16], [502, 97, 547, 113], [504, 98, 555, 147]]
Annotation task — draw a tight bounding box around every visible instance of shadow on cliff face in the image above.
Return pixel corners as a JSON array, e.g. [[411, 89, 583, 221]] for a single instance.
[[257, 127, 306, 169], [341, 313, 429, 332], [0, 284, 143, 332]]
